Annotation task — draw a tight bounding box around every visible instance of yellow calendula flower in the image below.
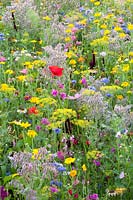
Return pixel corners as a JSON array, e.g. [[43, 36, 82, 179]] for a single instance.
[[121, 82, 130, 87], [19, 122, 31, 128], [115, 188, 127, 195], [29, 97, 40, 104], [64, 157, 75, 164], [69, 59, 76, 65], [129, 52, 133, 56], [82, 164, 87, 171], [5, 69, 14, 74], [17, 75, 26, 81], [100, 24, 107, 29], [70, 170, 77, 177], [117, 95, 123, 100], [114, 26, 122, 32], [27, 130, 37, 138], [68, 24, 74, 28], [94, 12, 101, 17], [42, 16, 51, 21], [127, 23, 133, 30], [122, 64, 130, 72], [94, 1, 100, 6], [119, 33, 126, 38], [65, 37, 71, 42]]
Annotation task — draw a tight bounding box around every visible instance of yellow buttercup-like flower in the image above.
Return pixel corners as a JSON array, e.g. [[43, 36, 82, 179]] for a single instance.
[[64, 157, 75, 164], [27, 130, 37, 138], [70, 170, 77, 177]]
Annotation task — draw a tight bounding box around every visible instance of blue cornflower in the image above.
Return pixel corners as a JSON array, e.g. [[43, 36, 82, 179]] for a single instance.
[[0, 33, 5, 41], [57, 166, 66, 172], [71, 80, 77, 84], [53, 128, 61, 134], [101, 77, 109, 84]]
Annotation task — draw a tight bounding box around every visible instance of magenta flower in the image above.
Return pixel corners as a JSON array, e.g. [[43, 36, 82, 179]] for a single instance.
[[0, 57, 6, 62], [81, 77, 87, 86], [60, 92, 67, 100], [0, 186, 9, 200], [93, 160, 101, 167], [87, 193, 99, 200], [51, 89, 59, 97], [20, 68, 28, 74], [57, 151, 64, 160], [50, 186, 58, 193], [41, 118, 50, 125]]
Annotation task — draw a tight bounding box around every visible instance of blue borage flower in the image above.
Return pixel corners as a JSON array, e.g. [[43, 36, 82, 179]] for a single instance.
[[53, 128, 61, 134], [50, 180, 62, 187], [0, 33, 5, 41], [52, 162, 66, 172]]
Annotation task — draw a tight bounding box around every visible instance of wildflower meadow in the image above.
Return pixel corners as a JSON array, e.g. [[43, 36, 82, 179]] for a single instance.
[[0, 0, 133, 199]]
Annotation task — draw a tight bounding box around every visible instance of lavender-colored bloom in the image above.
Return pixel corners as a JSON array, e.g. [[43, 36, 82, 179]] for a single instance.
[[0, 186, 9, 200], [36, 125, 41, 132], [41, 118, 50, 125]]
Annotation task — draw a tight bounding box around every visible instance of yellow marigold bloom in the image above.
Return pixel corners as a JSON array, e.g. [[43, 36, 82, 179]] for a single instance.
[[19, 122, 31, 128], [114, 26, 122, 32], [100, 24, 107, 29], [127, 23, 133, 30], [111, 66, 119, 74], [78, 57, 84, 62], [129, 59, 133, 64], [117, 95, 123, 100], [122, 64, 130, 72], [65, 37, 71, 42], [69, 59, 76, 65], [82, 164, 87, 171], [104, 30, 110, 35], [27, 130, 37, 138], [64, 157, 75, 164], [42, 16, 51, 21], [32, 148, 39, 155], [129, 52, 133, 56], [94, 1, 100, 6], [121, 82, 130, 87], [17, 75, 26, 81], [70, 170, 77, 177], [5, 69, 14, 74], [29, 97, 40, 104], [68, 24, 74, 28], [115, 188, 127, 195], [119, 33, 126, 38], [94, 12, 101, 17]]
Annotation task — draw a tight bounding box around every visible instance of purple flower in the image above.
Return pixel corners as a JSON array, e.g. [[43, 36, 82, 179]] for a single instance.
[[41, 118, 50, 125], [51, 89, 59, 97], [57, 151, 64, 160], [60, 92, 67, 100], [87, 193, 99, 200], [53, 128, 61, 134], [0, 186, 9, 200], [50, 186, 58, 193], [36, 125, 41, 131], [81, 77, 87, 86], [93, 160, 101, 167]]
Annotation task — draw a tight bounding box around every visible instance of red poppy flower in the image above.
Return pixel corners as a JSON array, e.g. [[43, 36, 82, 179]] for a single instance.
[[68, 189, 73, 195], [28, 106, 38, 115], [49, 66, 64, 77]]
